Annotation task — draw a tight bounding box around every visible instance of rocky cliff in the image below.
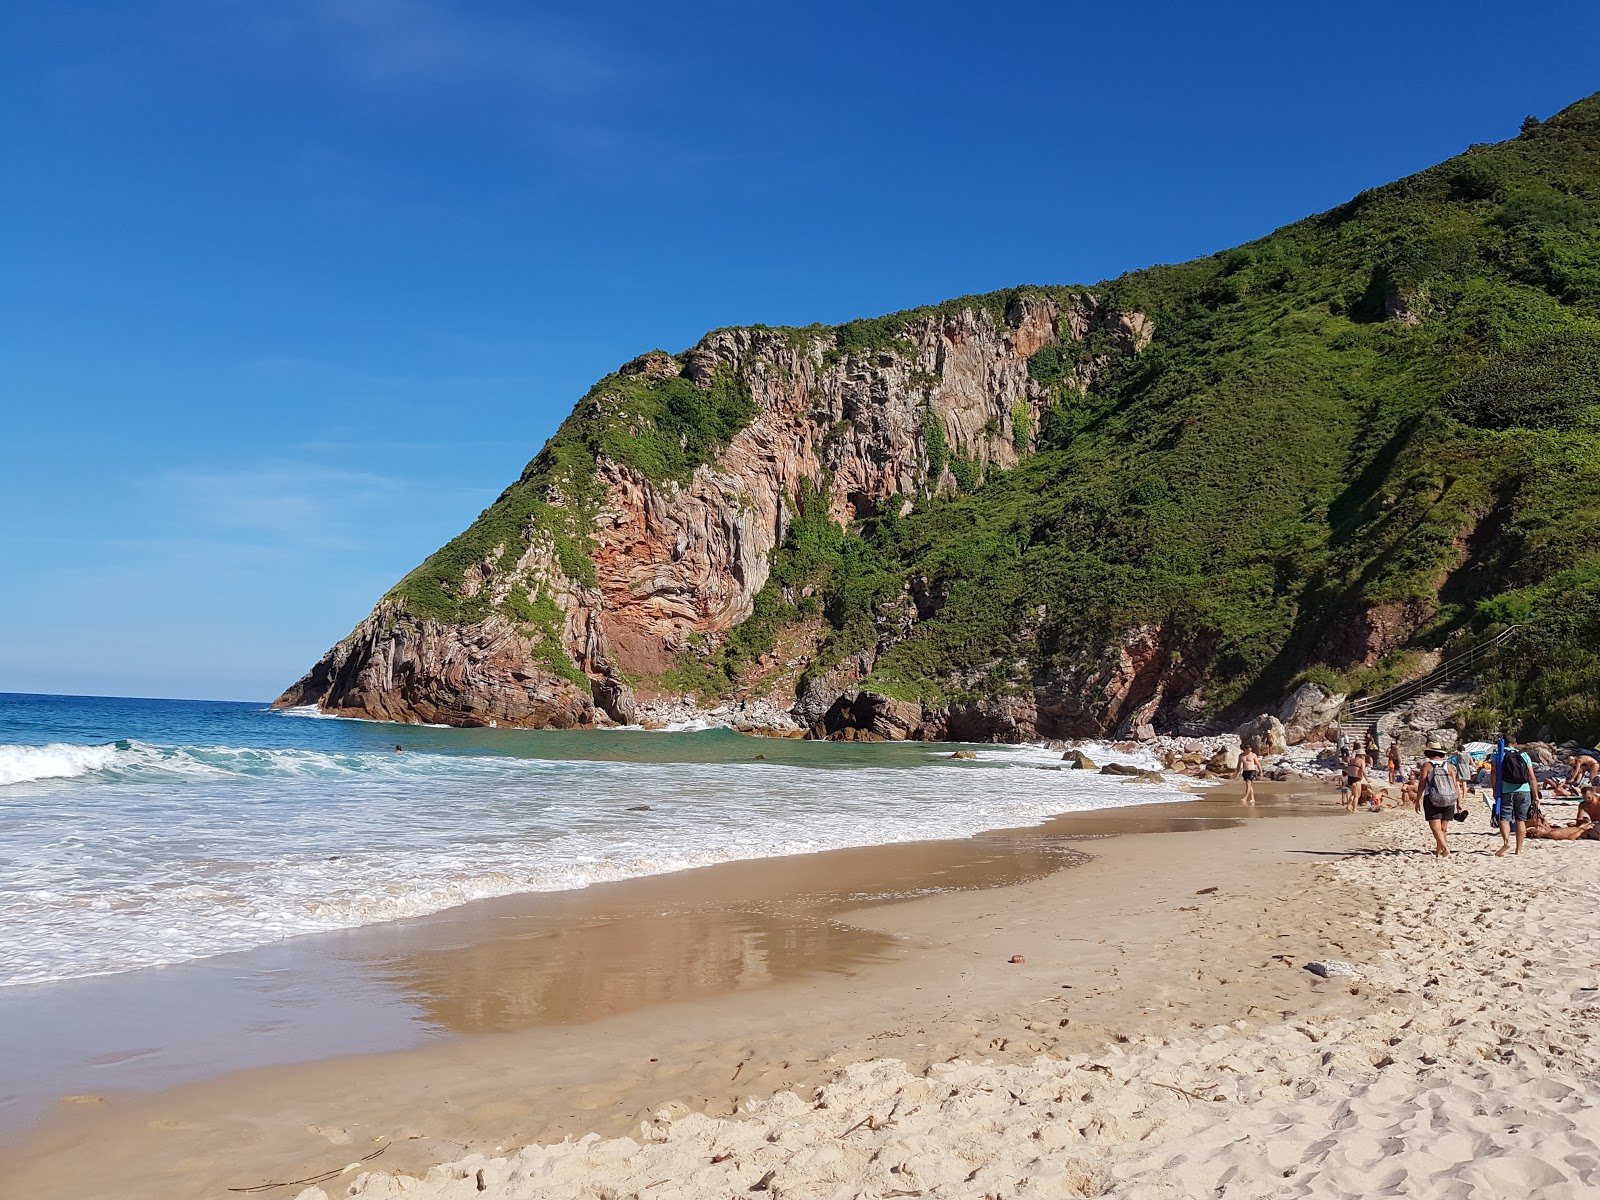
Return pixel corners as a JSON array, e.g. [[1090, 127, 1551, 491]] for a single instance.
[[278, 292, 1164, 735], [280, 93, 1600, 743]]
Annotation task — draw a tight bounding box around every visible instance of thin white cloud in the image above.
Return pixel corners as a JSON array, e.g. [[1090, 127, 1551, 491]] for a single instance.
[[268, 0, 618, 95], [159, 465, 402, 541]]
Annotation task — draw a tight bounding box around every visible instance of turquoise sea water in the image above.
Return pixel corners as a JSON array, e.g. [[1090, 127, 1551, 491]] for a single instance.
[[0, 692, 1175, 988]]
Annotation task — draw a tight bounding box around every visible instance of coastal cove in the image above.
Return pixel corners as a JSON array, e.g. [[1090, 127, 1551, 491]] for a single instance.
[[0, 693, 1174, 990], [1, 692, 1200, 1133], [0, 786, 1370, 1197]]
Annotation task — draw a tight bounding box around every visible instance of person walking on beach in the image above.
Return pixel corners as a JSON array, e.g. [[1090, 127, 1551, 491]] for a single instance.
[[1418, 743, 1463, 858], [1387, 739, 1402, 783], [1493, 738, 1540, 857], [1237, 746, 1261, 806], [1342, 748, 1367, 813]]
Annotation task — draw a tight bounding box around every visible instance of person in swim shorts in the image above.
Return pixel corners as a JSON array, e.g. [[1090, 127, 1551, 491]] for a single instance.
[[1237, 746, 1261, 806], [1493, 739, 1540, 858], [1525, 805, 1595, 841]]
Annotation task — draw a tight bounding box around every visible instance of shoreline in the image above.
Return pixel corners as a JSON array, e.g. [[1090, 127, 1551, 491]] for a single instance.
[[331, 810, 1600, 1199], [0, 781, 1376, 1198], [0, 770, 1198, 1137], [1, 721, 1204, 992]]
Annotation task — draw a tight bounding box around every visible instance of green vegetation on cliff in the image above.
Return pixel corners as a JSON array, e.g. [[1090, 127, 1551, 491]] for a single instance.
[[386, 359, 754, 626], [386, 91, 1600, 739], [747, 93, 1600, 736]]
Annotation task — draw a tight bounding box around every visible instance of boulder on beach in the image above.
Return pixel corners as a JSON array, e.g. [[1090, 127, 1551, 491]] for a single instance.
[[1237, 714, 1288, 755], [1277, 683, 1346, 745], [1062, 749, 1097, 769], [1208, 745, 1242, 773], [1100, 762, 1160, 779]]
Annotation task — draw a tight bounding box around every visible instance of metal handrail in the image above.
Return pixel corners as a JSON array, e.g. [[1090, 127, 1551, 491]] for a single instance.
[[1345, 624, 1522, 721]]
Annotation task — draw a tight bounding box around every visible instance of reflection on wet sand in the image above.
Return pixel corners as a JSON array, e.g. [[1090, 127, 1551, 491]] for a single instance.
[[356, 839, 1089, 1034], [350, 795, 1281, 1036], [0, 786, 1331, 1137]]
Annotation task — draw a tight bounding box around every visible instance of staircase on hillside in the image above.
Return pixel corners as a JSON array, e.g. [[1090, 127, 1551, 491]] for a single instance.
[[1335, 625, 1522, 748]]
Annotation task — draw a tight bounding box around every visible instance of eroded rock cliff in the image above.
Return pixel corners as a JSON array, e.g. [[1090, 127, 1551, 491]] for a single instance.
[[276, 290, 1165, 735]]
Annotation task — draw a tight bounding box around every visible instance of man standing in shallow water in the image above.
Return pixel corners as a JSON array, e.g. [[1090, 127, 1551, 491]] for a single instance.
[[1237, 745, 1261, 806]]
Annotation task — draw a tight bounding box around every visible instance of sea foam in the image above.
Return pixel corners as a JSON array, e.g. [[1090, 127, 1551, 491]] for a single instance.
[[0, 717, 1176, 988], [0, 742, 120, 787]]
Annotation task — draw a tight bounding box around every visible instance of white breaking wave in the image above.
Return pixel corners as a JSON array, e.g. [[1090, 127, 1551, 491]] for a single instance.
[[0, 742, 120, 786], [0, 732, 1188, 988], [273, 704, 343, 720], [0, 739, 544, 788]]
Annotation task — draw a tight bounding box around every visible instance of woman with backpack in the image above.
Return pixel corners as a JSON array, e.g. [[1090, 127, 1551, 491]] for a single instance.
[[1493, 738, 1541, 858], [1418, 742, 1464, 858]]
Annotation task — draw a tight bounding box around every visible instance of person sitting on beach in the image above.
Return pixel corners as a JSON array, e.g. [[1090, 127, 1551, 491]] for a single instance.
[[1494, 740, 1541, 858], [1342, 750, 1368, 813], [1367, 781, 1404, 810], [1418, 744, 1464, 858], [1577, 786, 1600, 827], [1237, 746, 1261, 806], [1568, 753, 1600, 788], [1401, 764, 1426, 810]]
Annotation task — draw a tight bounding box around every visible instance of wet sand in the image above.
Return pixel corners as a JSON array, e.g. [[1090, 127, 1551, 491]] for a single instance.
[[1, 781, 1372, 1197]]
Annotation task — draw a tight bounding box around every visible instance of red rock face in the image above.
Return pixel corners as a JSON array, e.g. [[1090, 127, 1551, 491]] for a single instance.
[[278, 293, 1167, 734], [1315, 600, 1438, 669]]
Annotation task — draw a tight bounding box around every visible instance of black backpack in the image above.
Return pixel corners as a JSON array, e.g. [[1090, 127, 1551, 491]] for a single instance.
[[1500, 749, 1532, 786]]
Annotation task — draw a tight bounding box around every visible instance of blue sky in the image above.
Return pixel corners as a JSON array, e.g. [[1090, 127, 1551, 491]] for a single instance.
[[3, 1, 1598, 701]]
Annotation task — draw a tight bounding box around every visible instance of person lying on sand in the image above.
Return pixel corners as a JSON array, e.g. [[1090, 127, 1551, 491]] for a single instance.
[[1525, 807, 1595, 841], [1355, 779, 1402, 811]]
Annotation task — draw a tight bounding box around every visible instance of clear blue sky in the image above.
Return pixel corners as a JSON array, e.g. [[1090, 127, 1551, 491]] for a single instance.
[[3, 1, 1597, 701]]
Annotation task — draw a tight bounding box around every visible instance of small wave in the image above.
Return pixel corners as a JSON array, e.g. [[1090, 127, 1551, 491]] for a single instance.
[[0, 742, 120, 786], [273, 704, 342, 720], [0, 739, 497, 787]]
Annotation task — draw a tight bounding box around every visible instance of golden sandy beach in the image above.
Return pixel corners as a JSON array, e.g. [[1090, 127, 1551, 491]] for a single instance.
[[327, 802, 1600, 1199]]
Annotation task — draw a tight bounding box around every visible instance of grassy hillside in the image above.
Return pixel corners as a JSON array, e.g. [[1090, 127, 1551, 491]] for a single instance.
[[687, 94, 1600, 738], [386, 92, 1600, 740]]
